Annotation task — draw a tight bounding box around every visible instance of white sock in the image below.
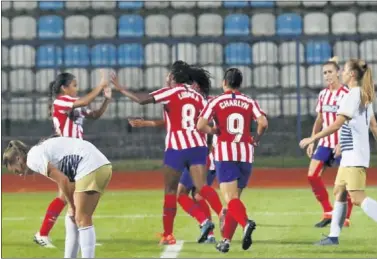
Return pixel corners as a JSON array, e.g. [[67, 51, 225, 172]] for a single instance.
[[78, 226, 96, 258], [361, 197, 377, 222], [329, 201, 347, 238], [64, 215, 79, 258]]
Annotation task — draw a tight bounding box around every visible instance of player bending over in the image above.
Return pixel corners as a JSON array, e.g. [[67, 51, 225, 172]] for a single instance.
[[197, 68, 268, 253], [3, 137, 112, 258], [300, 59, 377, 246]]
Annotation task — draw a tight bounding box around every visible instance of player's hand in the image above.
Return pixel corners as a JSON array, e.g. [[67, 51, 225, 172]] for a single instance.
[[99, 69, 108, 88], [334, 144, 341, 158], [251, 137, 260, 147], [306, 143, 314, 158], [103, 86, 112, 100], [110, 72, 123, 92], [67, 206, 76, 224], [299, 137, 315, 149], [128, 118, 146, 128]]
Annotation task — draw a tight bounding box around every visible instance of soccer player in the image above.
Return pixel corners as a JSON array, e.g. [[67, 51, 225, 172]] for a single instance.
[[3, 137, 113, 258], [34, 70, 111, 248], [111, 61, 220, 245], [300, 59, 377, 246], [197, 68, 268, 253], [306, 57, 353, 228]]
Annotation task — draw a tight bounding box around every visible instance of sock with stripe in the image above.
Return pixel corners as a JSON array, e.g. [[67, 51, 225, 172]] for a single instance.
[[64, 215, 79, 258], [361, 197, 377, 222], [78, 225, 96, 258], [227, 198, 248, 228], [178, 194, 207, 225], [39, 197, 66, 236], [199, 185, 223, 215], [163, 194, 177, 237]]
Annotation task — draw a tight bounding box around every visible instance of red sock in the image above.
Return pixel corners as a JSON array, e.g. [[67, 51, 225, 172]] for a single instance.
[[178, 194, 207, 224], [39, 197, 65, 236], [346, 193, 353, 219], [308, 175, 333, 214], [199, 185, 223, 215], [163, 194, 177, 237], [228, 199, 248, 228], [196, 198, 212, 220], [222, 210, 238, 240]]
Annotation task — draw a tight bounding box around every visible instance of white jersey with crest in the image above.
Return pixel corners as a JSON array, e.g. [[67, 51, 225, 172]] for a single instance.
[[337, 87, 374, 168], [26, 137, 110, 181]]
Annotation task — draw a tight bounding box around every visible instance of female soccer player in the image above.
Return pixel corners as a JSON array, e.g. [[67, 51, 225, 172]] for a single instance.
[[300, 59, 377, 246], [34, 70, 111, 248], [197, 68, 268, 253], [306, 57, 353, 228], [3, 137, 112, 258], [111, 61, 220, 245]]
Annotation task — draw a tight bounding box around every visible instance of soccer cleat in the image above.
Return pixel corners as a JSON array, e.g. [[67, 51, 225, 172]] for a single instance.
[[159, 234, 177, 245], [314, 215, 332, 228], [216, 239, 230, 253], [205, 235, 216, 244], [219, 208, 227, 235], [197, 220, 215, 243], [343, 219, 350, 227], [242, 220, 256, 250], [314, 235, 339, 246], [33, 232, 56, 248]]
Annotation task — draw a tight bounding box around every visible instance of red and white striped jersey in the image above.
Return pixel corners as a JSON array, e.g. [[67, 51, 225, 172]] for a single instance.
[[200, 91, 266, 163], [52, 95, 91, 139], [315, 85, 349, 148], [150, 85, 207, 150]]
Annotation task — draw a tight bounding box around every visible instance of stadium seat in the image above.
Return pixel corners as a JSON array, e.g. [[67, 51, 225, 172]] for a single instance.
[[225, 43, 252, 65], [224, 14, 250, 36], [332, 12, 356, 34], [35, 69, 58, 92], [92, 15, 116, 38], [118, 1, 143, 9], [37, 45, 63, 68], [197, 1, 221, 8], [357, 0, 377, 5], [171, 1, 196, 8], [360, 40, 377, 62], [282, 93, 309, 116], [13, 1, 37, 9], [64, 45, 90, 67], [256, 93, 281, 117], [38, 16, 63, 39], [302, 0, 327, 7], [199, 43, 223, 65], [145, 1, 169, 8], [333, 41, 358, 62], [224, 1, 248, 8], [198, 14, 223, 36], [2, 46, 9, 67], [35, 97, 50, 120], [145, 66, 169, 90], [145, 103, 163, 119], [91, 1, 116, 9], [39, 1, 64, 10], [10, 69, 34, 92], [91, 44, 117, 67], [145, 43, 170, 65], [304, 13, 329, 35], [203, 66, 224, 89], [118, 15, 144, 37], [11, 16, 36, 39], [63, 68, 89, 90], [65, 15, 90, 39], [307, 65, 323, 88], [2, 1, 11, 10], [358, 12, 377, 33], [281, 65, 306, 88], [229, 66, 253, 88], [2, 71, 8, 92], [171, 14, 196, 37], [10, 45, 35, 67], [276, 13, 302, 35], [2, 17, 9, 40], [90, 68, 115, 89], [279, 41, 305, 64], [145, 15, 170, 37], [330, 0, 355, 5], [118, 97, 144, 118], [9, 97, 33, 120], [118, 44, 144, 67], [252, 13, 275, 36], [91, 97, 117, 119], [253, 65, 280, 88], [65, 1, 90, 9], [250, 1, 274, 8], [253, 42, 278, 65], [171, 43, 197, 65], [306, 41, 331, 64], [276, 0, 300, 6], [118, 68, 144, 89]]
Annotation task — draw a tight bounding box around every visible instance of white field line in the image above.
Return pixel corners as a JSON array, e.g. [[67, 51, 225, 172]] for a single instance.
[[160, 240, 184, 258]]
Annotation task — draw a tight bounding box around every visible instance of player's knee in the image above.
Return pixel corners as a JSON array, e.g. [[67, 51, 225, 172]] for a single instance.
[[57, 194, 67, 204], [75, 213, 92, 228], [348, 191, 366, 206]]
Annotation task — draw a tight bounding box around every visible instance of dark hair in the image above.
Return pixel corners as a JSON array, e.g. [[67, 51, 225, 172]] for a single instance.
[[189, 66, 212, 98], [223, 68, 243, 89], [48, 73, 75, 117], [170, 60, 192, 84]]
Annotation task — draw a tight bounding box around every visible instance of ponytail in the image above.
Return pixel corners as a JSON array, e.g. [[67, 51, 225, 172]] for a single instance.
[[360, 66, 375, 106]]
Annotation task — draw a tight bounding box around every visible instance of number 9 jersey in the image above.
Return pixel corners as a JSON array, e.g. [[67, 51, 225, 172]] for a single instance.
[[200, 90, 266, 163]]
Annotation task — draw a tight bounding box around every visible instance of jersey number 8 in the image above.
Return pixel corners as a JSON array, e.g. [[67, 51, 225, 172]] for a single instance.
[[182, 104, 196, 130], [227, 113, 244, 143]]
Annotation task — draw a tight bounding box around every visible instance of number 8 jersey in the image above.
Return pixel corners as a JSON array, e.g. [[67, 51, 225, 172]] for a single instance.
[[150, 84, 207, 150], [200, 90, 266, 163]]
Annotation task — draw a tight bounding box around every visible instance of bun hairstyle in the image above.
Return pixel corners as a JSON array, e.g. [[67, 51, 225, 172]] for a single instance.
[[323, 56, 340, 71], [348, 59, 375, 106]]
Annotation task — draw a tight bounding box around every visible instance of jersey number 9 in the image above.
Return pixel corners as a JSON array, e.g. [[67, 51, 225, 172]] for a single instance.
[[227, 113, 244, 143]]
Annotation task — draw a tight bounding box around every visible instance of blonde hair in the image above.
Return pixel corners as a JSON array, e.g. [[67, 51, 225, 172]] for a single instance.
[[2, 140, 29, 167], [323, 56, 340, 70], [348, 59, 376, 106]]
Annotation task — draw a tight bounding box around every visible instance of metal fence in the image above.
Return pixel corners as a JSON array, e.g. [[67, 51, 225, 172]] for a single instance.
[[2, 2, 377, 161]]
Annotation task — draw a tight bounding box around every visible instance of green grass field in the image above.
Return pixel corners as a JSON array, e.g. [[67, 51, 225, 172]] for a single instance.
[[2, 188, 377, 258]]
